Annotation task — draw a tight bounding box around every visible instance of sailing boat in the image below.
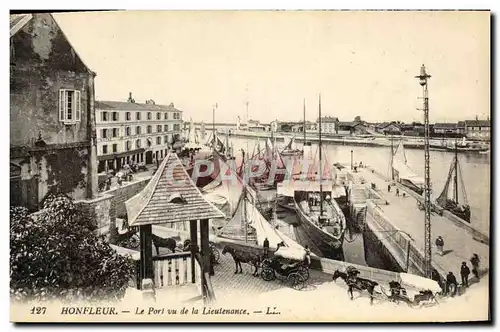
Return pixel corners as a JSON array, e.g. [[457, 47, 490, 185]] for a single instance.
[[391, 139, 425, 195], [282, 99, 308, 157], [281, 136, 303, 157], [436, 141, 471, 222], [214, 152, 303, 250], [292, 95, 347, 260]]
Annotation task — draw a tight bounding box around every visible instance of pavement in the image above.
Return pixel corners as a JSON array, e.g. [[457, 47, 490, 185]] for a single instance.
[[102, 168, 154, 192], [210, 246, 333, 303], [356, 167, 489, 279]]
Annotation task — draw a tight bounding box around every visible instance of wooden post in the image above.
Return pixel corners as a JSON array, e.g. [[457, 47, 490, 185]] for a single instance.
[[200, 219, 210, 273], [189, 219, 198, 283], [139, 224, 153, 286]]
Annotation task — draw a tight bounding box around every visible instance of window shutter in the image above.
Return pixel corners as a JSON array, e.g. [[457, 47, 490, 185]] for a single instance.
[[59, 90, 65, 121], [75, 90, 81, 121]]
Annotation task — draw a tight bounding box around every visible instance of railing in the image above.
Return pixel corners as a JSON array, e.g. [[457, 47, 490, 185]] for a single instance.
[[153, 252, 192, 287]]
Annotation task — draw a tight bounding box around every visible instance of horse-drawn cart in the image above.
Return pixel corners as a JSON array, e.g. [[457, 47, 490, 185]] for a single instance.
[[382, 272, 442, 307], [115, 218, 140, 249], [260, 246, 309, 290]]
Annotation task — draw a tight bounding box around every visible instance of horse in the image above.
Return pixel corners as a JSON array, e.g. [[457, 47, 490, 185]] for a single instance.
[[151, 234, 177, 255], [413, 290, 437, 307], [332, 270, 379, 305], [221, 245, 261, 276]]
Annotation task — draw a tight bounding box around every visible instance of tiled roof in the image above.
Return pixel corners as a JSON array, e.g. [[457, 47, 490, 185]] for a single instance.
[[434, 123, 458, 128], [126, 153, 224, 226], [10, 14, 32, 37], [96, 100, 181, 112], [464, 120, 490, 127], [317, 116, 339, 123]]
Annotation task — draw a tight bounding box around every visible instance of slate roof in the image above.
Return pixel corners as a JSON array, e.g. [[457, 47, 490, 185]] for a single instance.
[[96, 100, 182, 112], [464, 120, 490, 127], [126, 153, 224, 226]]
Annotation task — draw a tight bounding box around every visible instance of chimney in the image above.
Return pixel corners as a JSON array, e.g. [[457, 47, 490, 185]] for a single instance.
[[128, 92, 135, 103]]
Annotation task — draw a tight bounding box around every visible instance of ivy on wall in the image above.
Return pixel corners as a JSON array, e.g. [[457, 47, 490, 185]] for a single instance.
[[44, 148, 87, 194]]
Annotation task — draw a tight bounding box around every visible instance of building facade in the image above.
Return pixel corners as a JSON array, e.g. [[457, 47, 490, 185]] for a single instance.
[[317, 116, 338, 134], [10, 13, 98, 211], [462, 119, 490, 140], [95, 95, 183, 172]]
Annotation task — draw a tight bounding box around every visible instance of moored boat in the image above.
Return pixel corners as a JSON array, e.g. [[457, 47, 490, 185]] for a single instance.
[[436, 142, 471, 222], [292, 95, 346, 260]]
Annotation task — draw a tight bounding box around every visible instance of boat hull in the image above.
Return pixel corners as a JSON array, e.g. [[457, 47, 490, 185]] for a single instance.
[[293, 199, 345, 261], [399, 179, 424, 196]]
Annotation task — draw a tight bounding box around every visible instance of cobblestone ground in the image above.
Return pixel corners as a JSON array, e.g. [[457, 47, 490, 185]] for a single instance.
[[211, 248, 333, 302]]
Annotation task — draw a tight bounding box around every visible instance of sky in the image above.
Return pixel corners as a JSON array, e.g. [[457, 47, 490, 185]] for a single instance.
[[54, 10, 490, 124]]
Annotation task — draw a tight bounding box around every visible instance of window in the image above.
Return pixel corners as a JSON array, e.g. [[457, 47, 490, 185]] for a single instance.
[[157, 112, 161, 120], [157, 125, 162, 132], [146, 139, 152, 148], [102, 145, 108, 154], [126, 112, 131, 121], [126, 141, 132, 151], [136, 112, 141, 120], [147, 125, 152, 134], [164, 113, 168, 120], [173, 124, 180, 131], [112, 144, 117, 153], [136, 139, 141, 148], [112, 112, 119, 121], [156, 136, 161, 145], [101, 111, 108, 122], [164, 124, 169, 131], [101, 129, 108, 138], [164, 135, 169, 143], [112, 128, 118, 138], [125, 127, 131, 136], [59, 89, 81, 123], [147, 112, 152, 120], [136, 126, 141, 135]]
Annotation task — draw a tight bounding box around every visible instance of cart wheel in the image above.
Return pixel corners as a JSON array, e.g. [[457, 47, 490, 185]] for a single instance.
[[129, 234, 140, 249], [288, 273, 305, 290], [261, 267, 276, 281], [298, 266, 310, 281], [211, 246, 220, 263]]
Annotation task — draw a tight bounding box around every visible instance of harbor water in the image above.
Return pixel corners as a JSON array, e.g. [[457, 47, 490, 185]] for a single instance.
[[227, 136, 490, 235]]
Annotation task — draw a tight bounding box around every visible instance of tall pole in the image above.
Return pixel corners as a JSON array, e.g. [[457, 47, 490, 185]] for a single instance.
[[350, 150, 353, 170], [416, 64, 432, 278], [318, 94, 324, 218], [303, 98, 306, 149], [454, 139, 459, 203], [212, 103, 218, 149], [390, 138, 395, 180]]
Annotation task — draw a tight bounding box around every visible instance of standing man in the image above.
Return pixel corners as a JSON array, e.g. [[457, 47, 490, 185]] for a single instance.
[[460, 262, 470, 288], [388, 184, 391, 193], [435, 236, 444, 256], [263, 237, 270, 259], [446, 271, 458, 297], [470, 254, 480, 281], [304, 245, 311, 267]]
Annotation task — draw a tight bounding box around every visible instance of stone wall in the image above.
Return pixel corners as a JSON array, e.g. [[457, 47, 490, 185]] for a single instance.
[[76, 194, 113, 239], [106, 177, 151, 219]]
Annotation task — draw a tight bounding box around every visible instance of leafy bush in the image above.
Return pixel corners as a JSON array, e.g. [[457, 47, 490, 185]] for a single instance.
[[10, 194, 135, 303]]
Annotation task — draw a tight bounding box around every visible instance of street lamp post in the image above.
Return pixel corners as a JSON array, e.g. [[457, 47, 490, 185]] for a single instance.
[[350, 150, 353, 170]]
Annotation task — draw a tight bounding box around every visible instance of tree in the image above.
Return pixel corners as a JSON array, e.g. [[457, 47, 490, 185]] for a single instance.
[[10, 194, 135, 303]]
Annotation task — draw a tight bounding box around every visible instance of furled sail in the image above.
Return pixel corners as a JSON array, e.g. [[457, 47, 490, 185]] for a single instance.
[[392, 140, 424, 185], [436, 154, 468, 206]]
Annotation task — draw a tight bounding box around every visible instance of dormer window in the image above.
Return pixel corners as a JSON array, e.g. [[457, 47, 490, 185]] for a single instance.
[[59, 89, 81, 124]]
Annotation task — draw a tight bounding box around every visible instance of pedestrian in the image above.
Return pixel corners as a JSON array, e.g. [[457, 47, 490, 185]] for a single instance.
[[445, 271, 458, 296], [435, 236, 444, 256], [470, 253, 480, 281], [460, 261, 470, 287], [395, 188, 400, 197], [388, 184, 391, 193], [304, 245, 311, 267], [209, 250, 215, 276], [263, 237, 270, 258]]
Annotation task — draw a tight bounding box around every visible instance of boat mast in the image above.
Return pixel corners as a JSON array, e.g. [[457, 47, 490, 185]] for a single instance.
[[303, 98, 306, 149], [319, 94, 324, 218], [390, 137, 395, 180], [454, 139, 459, 204], [242, 151, 248, 243]]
